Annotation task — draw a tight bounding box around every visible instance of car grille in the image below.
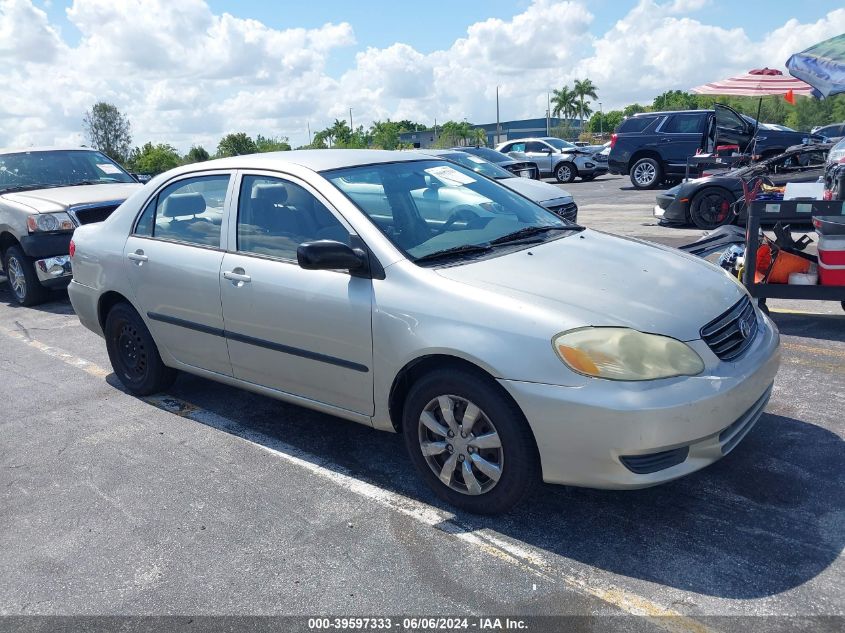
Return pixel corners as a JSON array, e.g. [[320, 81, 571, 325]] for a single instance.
[[620, 446, 689, 474], [68, 203, 121, 226], [546, 201, 578, 222], [700, 296, 758, 361]]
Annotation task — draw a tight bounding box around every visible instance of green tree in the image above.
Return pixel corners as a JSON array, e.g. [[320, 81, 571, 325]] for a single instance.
[[255, 135, 291, 152], [573, 79, 598, 132], [652, 90, 699, 111], [551, 86, 577, 120], [370, 119, 402, 150], [216, 132, 258, 157], [623, 103, 649, 117], [127, 142, 181, 175], [184, 146, 210, 163], [471, 127, 487, 147], [82, 102, 132, 163], [435, 120, 472, 147], [588, 110, 624, 134]]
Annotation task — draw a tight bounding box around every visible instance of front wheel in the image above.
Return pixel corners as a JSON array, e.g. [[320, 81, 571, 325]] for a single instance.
[[3, 245, 49, 306], [402, 369, 539, 514], [690, 187, 736, 230], [554, 162, 577, 183], [105, 302, 176, 396], [630, 157, 663, 189]]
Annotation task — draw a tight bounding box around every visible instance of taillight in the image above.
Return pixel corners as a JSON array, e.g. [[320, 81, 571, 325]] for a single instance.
[[610, 133, 618, 149], [69, 239, 76, 258]]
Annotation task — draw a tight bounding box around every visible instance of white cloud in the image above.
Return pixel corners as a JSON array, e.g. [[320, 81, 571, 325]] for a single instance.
[[0, 0, 842, 152]]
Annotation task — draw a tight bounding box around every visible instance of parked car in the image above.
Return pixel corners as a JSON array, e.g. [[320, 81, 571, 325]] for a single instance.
[[827, 137, 845, 165], [0, 147, 142, 305], [811, 122, 845, 141], [654, 142, 831, 229], [609, 104, 827, 189], [452, 146, 539, 179], [495, 137, 608, 183], [417, 149, 577, 222], [69, 150, 780, 514]]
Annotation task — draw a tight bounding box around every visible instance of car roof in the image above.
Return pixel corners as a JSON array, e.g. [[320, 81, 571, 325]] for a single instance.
[[190, 149, 430, 173], [0, 146, 100, 155], [631, 110, 710, 117]]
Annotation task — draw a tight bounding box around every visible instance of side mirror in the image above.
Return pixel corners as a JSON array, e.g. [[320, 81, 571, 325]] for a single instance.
[[541, 148, 553, 154], [297, 240, 367, 272]]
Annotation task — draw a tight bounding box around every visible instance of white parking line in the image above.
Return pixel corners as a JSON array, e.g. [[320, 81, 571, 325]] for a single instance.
[[0, 324, 717, 633]]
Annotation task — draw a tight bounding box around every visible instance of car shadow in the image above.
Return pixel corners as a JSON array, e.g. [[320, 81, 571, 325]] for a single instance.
[[768, 311, 845, 343], [135, 371, 844, 601], [0, 282, 72, 312]]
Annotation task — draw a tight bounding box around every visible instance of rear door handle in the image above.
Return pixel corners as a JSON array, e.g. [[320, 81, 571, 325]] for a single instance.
[[127, 251, 148, 263], [223, 270, 251, 284]]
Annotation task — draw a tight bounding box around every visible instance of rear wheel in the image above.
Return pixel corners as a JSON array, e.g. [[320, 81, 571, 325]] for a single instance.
[[3, 245, 49, 306], [630, 157, 663, 189], [554, 162, 576, 183], [105, 302, 176, 395], [690, 187, 736, 230], [402, 369, 538, 514]]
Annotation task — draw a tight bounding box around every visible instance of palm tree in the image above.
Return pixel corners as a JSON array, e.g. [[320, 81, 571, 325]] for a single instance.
[[573, 78, 598, 133], [551, 86, 577, 120]]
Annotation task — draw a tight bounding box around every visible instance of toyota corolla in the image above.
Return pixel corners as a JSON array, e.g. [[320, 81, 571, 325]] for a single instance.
[[68, 150, 780, 514]]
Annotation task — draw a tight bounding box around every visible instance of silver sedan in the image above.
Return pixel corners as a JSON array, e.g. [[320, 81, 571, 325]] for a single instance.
[[68, 150, 780, 514]]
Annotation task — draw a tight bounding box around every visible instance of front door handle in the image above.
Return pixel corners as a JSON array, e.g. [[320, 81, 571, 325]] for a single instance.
[[223, 269, 251, 284], [127, 250, 148, 263]]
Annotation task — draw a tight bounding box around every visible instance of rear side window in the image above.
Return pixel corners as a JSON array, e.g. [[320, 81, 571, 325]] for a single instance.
[[662, 114, 706, 134], [134, 174, 230, 248], [617, 116, 658, 133]]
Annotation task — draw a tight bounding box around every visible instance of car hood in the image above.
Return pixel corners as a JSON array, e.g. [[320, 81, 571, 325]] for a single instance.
[[435, 229, 745, 341], [1, 183, 141, 213], [499, 177, 572, 204]]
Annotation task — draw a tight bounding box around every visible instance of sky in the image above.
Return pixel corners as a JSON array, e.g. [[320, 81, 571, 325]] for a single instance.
[[1, 0, 844, 152]]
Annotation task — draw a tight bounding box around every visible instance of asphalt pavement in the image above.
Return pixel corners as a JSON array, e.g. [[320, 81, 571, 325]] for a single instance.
[[0, 175, 842, 632]]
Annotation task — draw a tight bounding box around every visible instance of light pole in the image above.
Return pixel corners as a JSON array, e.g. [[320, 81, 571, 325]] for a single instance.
[[349, 108, 353, 131], [546, 91, 551, 136], [599, 102, 603, 138], [496, 85, 501, 147]]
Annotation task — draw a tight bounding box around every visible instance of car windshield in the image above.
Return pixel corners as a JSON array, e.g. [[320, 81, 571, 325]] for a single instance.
[[441, 152, 513, 179], [463, 147, 512, 163], [325, 160, 574, 263], [544, 138, 576, 151], [0, 149, 135, 193]]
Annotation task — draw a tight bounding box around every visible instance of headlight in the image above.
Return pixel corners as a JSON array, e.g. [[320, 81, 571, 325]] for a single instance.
[[553, 327, 704, 381], [26, 212, 75, 233]]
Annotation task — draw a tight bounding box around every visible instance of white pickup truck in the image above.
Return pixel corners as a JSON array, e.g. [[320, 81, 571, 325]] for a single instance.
[[0, 147, 141, 305]]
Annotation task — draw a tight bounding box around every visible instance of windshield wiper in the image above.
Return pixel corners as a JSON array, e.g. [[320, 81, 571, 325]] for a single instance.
[[414, 243, 492, 264], [0, 183, 61, 194], [489, 225, 581, 245], [66, 180, 98, 186]]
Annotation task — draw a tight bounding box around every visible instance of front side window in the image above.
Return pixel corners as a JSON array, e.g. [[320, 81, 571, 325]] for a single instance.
[[325, 160, 571, 263], [525, 141, 548, 153], [237, 175, 349, 260], [0, 150, 136, 193], [135, 174, 229, 248]]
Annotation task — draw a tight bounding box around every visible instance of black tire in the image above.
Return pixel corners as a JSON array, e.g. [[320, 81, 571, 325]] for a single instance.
[[629, 157, 663, 189], [690, 187, 737, 230], [105, 302, 176, 396], [554, 162, 577, 184], [3, 245, 49, 306], [402, 369, 539, 514]]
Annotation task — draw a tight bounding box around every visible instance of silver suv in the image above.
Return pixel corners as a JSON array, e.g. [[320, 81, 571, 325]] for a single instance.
[[0, 147, 141, 305], [496, 137, 608, 183]]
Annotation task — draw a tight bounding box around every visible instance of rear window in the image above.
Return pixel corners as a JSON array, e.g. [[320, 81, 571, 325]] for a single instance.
[[617, 116, 658, 133]]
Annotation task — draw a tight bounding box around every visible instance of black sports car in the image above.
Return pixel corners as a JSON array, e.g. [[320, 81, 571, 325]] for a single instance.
[[453, 146, 540, 179], [655, 142, 832, 229]]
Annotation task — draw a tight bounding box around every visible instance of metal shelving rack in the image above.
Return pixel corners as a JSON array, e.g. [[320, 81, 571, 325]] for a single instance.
[[743, 199, 845, 308]]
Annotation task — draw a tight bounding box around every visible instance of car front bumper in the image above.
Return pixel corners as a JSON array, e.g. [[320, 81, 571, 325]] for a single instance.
[[34, 255, 72, 287], [654, 192, 688, 224], [499, 312, 780, 489]]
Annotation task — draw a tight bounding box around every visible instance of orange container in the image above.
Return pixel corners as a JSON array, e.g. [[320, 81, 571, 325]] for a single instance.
[[755, 244, 811, 284]]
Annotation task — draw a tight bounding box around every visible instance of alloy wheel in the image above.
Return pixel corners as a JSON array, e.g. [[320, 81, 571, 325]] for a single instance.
[[557, 165, 572, 181], [417, 394, 503, 496], [7, 256, 26, 301], [633, 162, 656, 186]]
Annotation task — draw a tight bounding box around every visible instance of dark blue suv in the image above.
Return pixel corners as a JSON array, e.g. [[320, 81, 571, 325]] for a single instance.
[[608, 104, 824, 189]]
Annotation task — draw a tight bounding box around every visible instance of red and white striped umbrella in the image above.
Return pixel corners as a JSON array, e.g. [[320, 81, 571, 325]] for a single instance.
[[691, 68, 814, 97]]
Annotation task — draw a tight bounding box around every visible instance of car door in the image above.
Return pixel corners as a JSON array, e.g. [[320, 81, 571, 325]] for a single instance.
[[714, 104, 754, 152], [657, 112, 708, 171], [124, 172, 234, 376], [219, 172, 374, 416], [524, 141, 553, 174]]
